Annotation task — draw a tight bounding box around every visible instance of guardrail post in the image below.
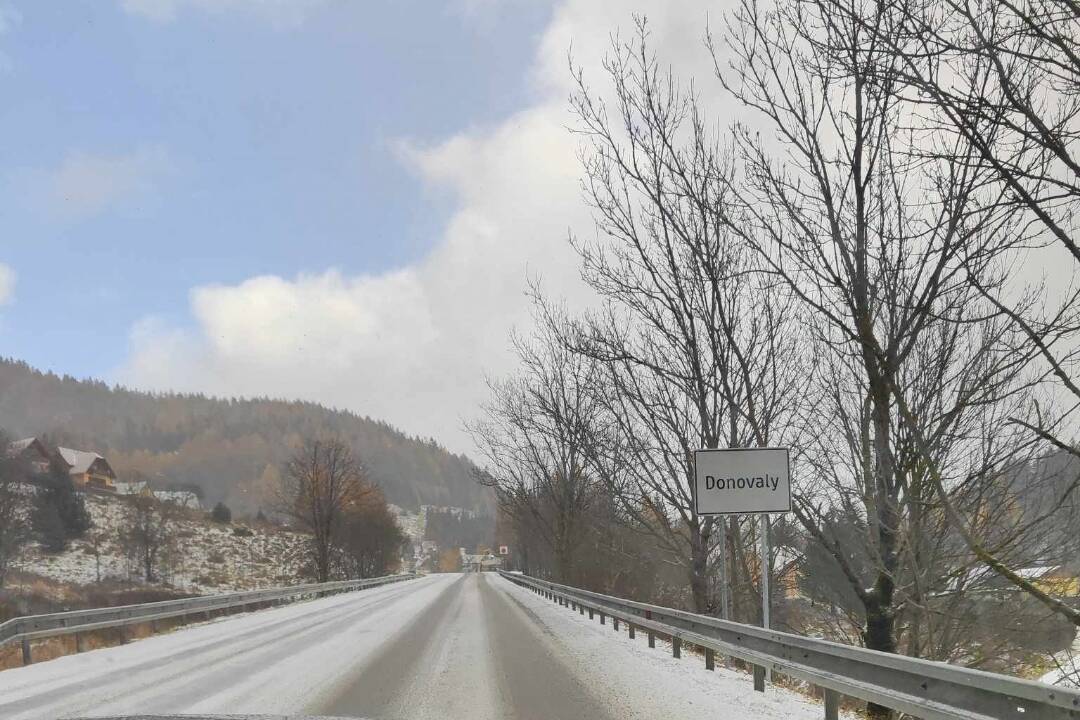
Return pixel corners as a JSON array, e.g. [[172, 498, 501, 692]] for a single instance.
[[21, 637, 31, 665], [613, 617, 619, 631], [588, 608, 594, 619], [823, 689, 839, 720], [753, 665, 766, 692], [648, 630, 655, 648], [628, 624, 635, 639], [578, 604, 584, 615], [599, 612, 606, 625], [672, 637, 681, 658], [75, 632, 84, 653], [705, 647, 715, 670]]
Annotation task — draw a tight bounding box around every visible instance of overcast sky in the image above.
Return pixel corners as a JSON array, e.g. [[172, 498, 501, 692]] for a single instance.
[[0, 0, 729, 456]]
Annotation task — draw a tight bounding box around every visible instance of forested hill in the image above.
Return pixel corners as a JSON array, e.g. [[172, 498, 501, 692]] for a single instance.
[[0, 358, 492, 514]]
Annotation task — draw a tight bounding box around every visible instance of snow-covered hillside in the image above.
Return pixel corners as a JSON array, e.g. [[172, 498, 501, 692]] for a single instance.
[[12, 493, 310, 594], [388, 504, 423, 545]]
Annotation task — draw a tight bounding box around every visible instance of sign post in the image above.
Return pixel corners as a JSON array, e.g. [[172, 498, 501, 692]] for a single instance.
[[760, 514, 770, 630], [694, 447, 790, 681], [719, 529, 730, 620], [694, 447, 790, 625]]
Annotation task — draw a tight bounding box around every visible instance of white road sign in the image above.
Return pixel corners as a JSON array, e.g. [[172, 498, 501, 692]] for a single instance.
[[694, 447, 791, 515]]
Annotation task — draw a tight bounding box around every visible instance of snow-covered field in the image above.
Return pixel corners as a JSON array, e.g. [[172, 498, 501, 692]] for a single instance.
[[11, 493, 310, 594]]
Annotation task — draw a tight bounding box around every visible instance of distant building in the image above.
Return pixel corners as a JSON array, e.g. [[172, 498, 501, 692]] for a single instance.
[[114, 479, 150, 496], [57, 447, 117, 491], [461, 553, 502, 572], [6, 437, 64, 475], [1016, 565, 1080, 598]]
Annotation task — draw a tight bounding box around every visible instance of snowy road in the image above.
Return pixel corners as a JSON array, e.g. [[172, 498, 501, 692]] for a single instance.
[[0, 573, 829, 720]]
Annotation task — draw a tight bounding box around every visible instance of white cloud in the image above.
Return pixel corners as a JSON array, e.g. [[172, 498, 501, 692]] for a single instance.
[[120, 0, 329, 27], [118, 0, 726, 454], [29, 146, 171, 223], [0, 2, 21, 74], [0, 3, 18, 34], [0, 264, 14, 306]]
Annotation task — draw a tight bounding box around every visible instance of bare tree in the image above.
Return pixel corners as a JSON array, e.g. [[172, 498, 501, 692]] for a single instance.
[[335, 486, 406, 579], [707, 2, 1050, 713], [565, 21, 804, 614], [121, 495, 173, 583], [279, 438, 369, 583], [87, 524, 108, 584], [812, 0, 1080, 628], [469, 313, 610, 585], [870, 0, 1080, 266]]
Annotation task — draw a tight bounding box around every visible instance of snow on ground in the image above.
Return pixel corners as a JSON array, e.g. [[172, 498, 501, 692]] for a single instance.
[[493, 574, 840, 720], [388, 503, 423, 545], [1042, 636, 1080, 688], [12, 493, 309, 593], [0, 574, 454, 720]]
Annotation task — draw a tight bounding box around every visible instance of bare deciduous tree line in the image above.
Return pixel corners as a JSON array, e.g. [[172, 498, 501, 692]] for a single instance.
[[471, 0, 1080, 707]]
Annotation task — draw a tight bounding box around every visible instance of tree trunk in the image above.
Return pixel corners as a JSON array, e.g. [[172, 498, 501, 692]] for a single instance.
[[689, 523, 711, 614], [864, 378, 899, 720], [553, 510, 577, 585], [863, 590, 897, 719], [315, 536, 331, 583]]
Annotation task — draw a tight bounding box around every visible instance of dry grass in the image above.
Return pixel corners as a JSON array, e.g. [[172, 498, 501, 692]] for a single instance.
[[0, 571, 199, 671]]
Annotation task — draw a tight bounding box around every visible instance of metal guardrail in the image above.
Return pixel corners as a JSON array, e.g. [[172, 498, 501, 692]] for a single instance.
[[499, 571, 1080, 720], [0, 572, 416, 666]]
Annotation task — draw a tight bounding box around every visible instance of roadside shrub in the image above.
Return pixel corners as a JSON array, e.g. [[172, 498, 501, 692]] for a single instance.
[[210, 502, 232, 524]]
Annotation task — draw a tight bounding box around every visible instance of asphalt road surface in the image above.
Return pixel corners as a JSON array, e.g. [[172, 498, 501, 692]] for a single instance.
[[0, 573, 826, 720], [316, 572, 614, 720]]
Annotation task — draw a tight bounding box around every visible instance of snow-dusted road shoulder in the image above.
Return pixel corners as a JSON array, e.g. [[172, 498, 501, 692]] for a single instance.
[[0, 574, 459, 720], [492, 573, 831, 720]]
